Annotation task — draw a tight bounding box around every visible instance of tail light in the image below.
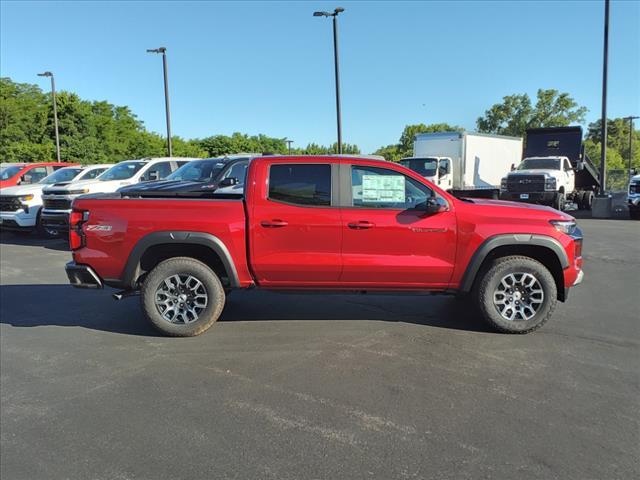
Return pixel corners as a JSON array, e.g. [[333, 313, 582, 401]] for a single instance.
[[574, 238, 582, 259], [69, 209, 89, 251]]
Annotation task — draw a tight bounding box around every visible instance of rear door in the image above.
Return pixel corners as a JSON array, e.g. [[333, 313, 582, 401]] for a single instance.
[[339, 163, 457, 288], [249, 161, 342, 286]]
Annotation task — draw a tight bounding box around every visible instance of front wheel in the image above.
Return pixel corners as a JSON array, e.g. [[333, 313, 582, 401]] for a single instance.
[[141, 257, 226, 336], [553, 192, 565, 211], [474, 256, 557, 334]]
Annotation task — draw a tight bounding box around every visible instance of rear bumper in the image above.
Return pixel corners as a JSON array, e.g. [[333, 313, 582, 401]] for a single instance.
[[500, 192, 556, 204], [65, 262, 104, 289]]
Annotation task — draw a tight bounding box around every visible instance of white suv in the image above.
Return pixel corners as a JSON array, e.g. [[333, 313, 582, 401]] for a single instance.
[[39, 157, 194, 234], [0, 165, 109, 236]]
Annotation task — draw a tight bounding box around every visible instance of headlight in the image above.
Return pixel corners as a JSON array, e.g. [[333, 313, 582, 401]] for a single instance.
[[67, 189, 89, 195], [18, 194, 34, 201], [500, 178, 507, 190], [544, 177, 557, 190], [550, 219, 577, 235]]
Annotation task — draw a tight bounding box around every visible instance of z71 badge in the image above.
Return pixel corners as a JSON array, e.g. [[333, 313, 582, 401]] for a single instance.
[[85, 225, 112, 232]]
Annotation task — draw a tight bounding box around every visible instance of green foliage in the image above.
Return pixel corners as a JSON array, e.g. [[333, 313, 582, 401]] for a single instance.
[[476, 89, 587, 137], [374, 123, 462, 161], [0, 77, 356, 164], [585, 118, 640, 170]]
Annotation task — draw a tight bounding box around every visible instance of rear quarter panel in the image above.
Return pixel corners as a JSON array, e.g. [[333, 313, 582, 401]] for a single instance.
[[72, 197, 252, 286]]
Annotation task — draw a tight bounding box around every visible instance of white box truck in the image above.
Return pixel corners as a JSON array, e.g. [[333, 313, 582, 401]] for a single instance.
[[400, 131, 523, 198]]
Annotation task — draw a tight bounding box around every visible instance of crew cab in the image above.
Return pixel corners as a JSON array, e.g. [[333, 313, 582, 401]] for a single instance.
[[0, 162, 71, 189], [66, 155, 584, 336], [0, 164, 88, 236]]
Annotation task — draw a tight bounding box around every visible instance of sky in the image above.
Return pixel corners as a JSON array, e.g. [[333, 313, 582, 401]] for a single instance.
[[1, 0, 639, 153]]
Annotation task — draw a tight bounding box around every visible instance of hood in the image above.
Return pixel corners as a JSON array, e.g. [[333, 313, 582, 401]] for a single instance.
[[0, 183, 47, 196], [50, 178, 135, 193], [459, 197, 573, 219], [118, 180, 217, 194], [508, 169, 557, 177]]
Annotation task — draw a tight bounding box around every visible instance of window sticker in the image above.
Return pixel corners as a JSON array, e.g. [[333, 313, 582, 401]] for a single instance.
[[361, 174, 405, 203]]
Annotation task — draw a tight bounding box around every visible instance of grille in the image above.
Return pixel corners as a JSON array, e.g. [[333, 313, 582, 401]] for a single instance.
[[506, 175, 546, 193], [0, 196, 22, 212], [43, 198, 72, 210]]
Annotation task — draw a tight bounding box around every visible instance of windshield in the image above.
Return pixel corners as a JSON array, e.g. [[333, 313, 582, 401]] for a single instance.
[[0, 165, 24, 180], [519, 158, 561, 170], [400, 158, 438, 177], [40, 168, 83, 185], [99, 161, 145, 181], [167, 159, 228, 182]]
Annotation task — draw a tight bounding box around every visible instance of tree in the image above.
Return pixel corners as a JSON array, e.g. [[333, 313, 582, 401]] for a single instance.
[[477, 89, 587, 137], [585, 118, 640, 170]]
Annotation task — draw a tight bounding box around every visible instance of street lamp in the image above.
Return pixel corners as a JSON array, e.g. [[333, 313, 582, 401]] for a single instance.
[[285, 139, 294, 155], [147, 47, 173, 157], [598, 0, 610, 196], [313, 7, 345, 154], [624, 116, 639, 179], [37, 71, 61, 162]]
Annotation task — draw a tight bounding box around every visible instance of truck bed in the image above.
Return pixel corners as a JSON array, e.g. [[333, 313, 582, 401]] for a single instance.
[[71, 195, 252, 287]]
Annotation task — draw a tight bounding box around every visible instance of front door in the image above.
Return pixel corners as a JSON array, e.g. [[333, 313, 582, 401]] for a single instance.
[[249, 162, 342, 286], [340, 164, 457, 289]]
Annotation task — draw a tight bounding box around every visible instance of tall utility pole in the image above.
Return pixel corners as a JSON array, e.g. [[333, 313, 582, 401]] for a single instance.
[[147, 47, 173, 157], [598, 0, 610, 195], [313, 7, 345, 154], [624, 116, 639, 179], [37, 72, 61, 162]]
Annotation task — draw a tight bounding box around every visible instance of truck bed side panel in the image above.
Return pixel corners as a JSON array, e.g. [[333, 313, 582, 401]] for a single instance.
[[72, 198, 252, 286]]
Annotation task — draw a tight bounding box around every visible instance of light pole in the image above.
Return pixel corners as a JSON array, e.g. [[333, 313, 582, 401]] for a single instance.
[[147, 47, 173, 157], [313, 7, 345, 154], [598, 0, 610, 195], [624, 116, 639, 179], [37, 72, 61, 162], [286, 139, 294, 155]]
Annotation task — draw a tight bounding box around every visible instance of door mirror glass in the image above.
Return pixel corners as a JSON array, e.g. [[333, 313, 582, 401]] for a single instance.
[[22, 174, 32, 184], [416, 196, 445, 215], [510, 163, 516, 172], [147, 170, 159, 181]]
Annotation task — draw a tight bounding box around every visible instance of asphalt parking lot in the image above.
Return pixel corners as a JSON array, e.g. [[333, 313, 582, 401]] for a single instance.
[[1, 219, 639, 480]]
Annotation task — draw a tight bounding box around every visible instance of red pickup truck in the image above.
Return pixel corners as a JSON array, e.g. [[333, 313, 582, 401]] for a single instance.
[[65, 155, 583, 336]]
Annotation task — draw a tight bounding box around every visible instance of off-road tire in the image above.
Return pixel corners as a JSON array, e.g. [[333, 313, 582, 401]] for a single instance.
[[474, 255, 557, 334], [141, 257, 225, 337]]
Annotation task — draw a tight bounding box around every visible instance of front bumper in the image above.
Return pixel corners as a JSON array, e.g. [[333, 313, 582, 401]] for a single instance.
[[0, 208, 38, 229], [500, 191, 556, 204], [65, 262, 104, 289], [41, 210, 71, 232]]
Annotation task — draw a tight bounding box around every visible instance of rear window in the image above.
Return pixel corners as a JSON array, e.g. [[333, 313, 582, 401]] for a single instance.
[[268, 164, 331, 206]]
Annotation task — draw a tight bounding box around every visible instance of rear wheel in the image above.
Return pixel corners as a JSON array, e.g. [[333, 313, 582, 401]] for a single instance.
[[474, 256, 557, 334], [583, 191, 594, 210], [141, 257, 226, 337]]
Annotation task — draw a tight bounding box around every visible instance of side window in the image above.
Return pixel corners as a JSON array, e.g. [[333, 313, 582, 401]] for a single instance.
[[221, 161, 248, 184], [268, 164, 331, 206], [438, 159, 450, 176], [24, 167, 48, 184], [176, 161, 189, 168], [82, 168, 106, 180], [141, 162, 172, 181], [351, 166, 433, 209], [564, 159, 572, 172]]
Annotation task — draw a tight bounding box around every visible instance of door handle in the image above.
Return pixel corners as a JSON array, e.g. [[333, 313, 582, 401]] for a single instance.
[[348, 221, 375, 230], [261, 219, 288, 228]]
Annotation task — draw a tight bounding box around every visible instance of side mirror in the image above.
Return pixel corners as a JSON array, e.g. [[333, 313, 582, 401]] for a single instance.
[[147, 170, 160, 181], [416, 196, 445, 215], [576, 162, 585, 171], [219, 177, 239, 187], [510, 164, 516, 172]]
